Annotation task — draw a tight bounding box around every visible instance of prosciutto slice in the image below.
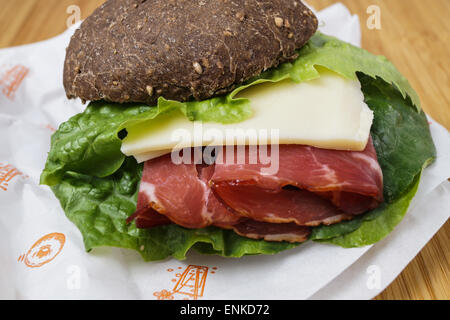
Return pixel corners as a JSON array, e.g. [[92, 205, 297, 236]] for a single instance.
[[132, 154, 240, 229], [211, 138, 383, 226], [128, 138, 383, 243]]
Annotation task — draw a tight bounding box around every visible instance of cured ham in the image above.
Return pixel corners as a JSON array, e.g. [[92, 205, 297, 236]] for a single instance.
[[125, 188, 171, 228], [128, 138, 383, 243], [131, 155, 241, 229], [211, 184, 354, 227], [212, 138, 383, 215]]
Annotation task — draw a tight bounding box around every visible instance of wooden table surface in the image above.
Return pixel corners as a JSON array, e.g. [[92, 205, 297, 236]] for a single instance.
[[0, 0, 448, 300]]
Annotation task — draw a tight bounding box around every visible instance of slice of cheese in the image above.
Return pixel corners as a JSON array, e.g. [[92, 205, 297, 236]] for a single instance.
[[121, 71, 373, 163]]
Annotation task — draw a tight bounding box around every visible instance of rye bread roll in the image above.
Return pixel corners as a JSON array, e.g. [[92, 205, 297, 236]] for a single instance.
[[64, 0, 318, 105]]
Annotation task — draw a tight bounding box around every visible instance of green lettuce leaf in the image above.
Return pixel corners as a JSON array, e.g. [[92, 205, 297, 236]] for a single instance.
[[359, 74, 435, 202], [42, 33, 436, 260], [40, 102, 149, 186]]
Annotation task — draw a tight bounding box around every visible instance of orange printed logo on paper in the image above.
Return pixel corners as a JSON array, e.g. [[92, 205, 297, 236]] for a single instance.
[[0, 64, 29, 100], [43, 123, 56, 132], [153, 265, 218, 300], [18, 232, 65, 268], [0, 163, 26, 191]]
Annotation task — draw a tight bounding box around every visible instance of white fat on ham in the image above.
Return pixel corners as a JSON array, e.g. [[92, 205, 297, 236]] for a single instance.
[[121, 71, 373, 163]]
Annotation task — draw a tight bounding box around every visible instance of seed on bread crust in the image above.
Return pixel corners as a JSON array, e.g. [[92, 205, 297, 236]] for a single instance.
[[193, 62, 203, 74], [274, 17, 284, 27]]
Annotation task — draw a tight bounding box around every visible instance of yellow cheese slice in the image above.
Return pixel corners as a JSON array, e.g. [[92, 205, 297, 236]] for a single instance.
[[121, 71, 373, 163]]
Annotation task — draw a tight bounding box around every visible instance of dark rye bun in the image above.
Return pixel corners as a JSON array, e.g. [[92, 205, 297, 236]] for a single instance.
[[64, 0, 318, 105]]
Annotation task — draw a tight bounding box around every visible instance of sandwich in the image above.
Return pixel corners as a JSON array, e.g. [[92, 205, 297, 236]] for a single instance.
[[41, 0, 436, 261]]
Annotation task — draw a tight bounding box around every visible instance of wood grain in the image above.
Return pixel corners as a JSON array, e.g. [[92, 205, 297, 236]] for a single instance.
[[0, 0, 448, 300]]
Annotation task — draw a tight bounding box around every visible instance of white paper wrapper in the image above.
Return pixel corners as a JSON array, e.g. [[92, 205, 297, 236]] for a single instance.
[[0, 3, 448, 300]]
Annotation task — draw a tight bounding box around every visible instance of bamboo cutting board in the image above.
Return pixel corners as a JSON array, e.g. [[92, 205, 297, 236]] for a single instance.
[[0, 0, 448, 300]]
